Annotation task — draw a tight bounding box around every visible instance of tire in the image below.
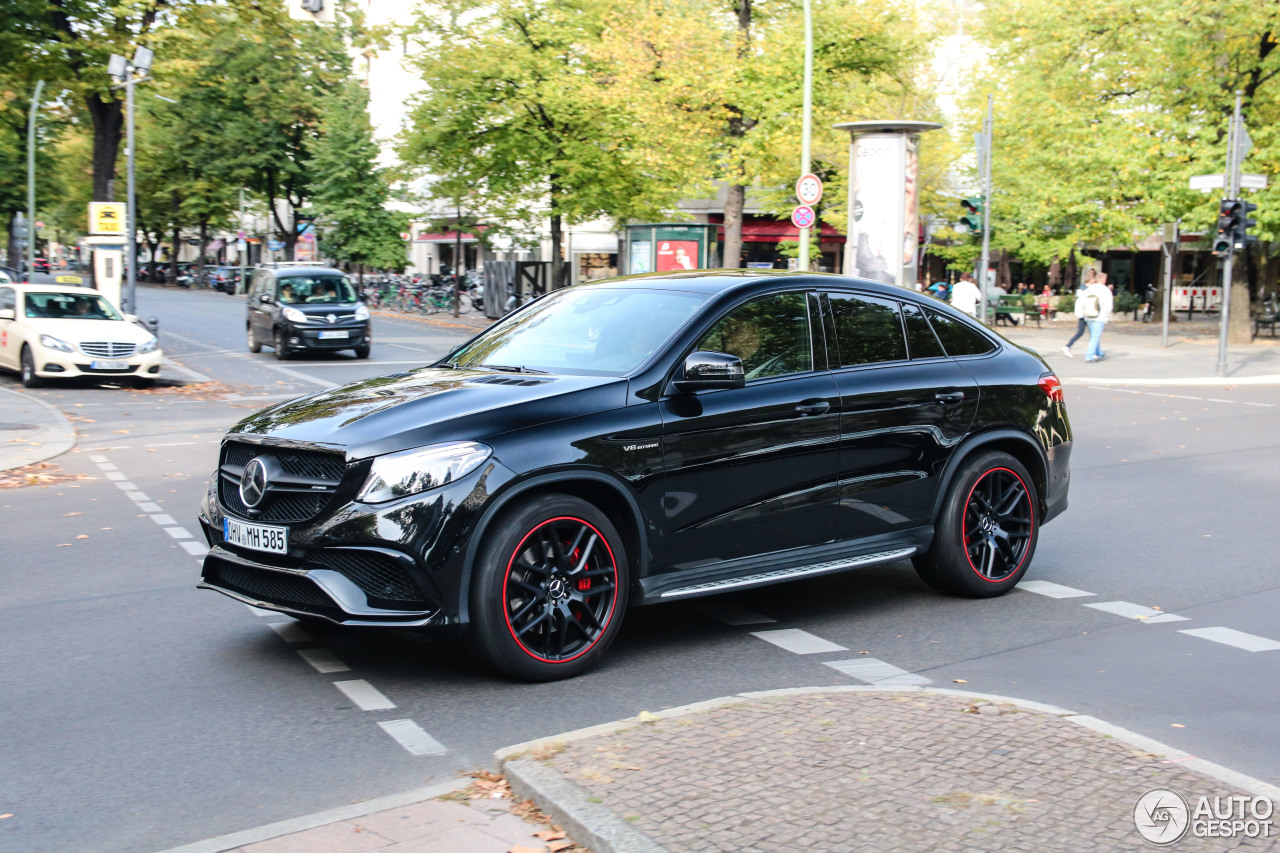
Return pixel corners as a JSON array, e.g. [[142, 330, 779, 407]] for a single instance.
[[354, 345, 370, 359], [273, 329, 291, 361], [132, 376, 156, 389], [247, 324, 262, 353], [20, 345, 44, 388], [468, 494, 629, 681], [456, 295, 472, 315], [913, 451, 1038, 598]]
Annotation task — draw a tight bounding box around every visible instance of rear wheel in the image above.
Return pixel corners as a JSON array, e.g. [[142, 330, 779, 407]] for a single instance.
[[914, 451, 1038, 597], [20, 346, 43, 388], [469, 495, 628, 681], [247, 324, 261, 353]]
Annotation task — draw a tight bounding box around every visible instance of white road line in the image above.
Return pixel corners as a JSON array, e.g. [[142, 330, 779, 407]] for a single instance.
[[1084, 601, 1189, 622], [378, 720, 447, 756], [1018, 580, 1096, 599], [164, 526, 193, 539], [298, 649, 351, 674], [96, 462, 118, 471], [825, 658, 931, 686], [691, 603, 777, 626], [181, 541, 209, 557], [144, 441, 196, 448], [1179, 627, 1280, 652], [103, 471, 126, 481], [149, 514, 177, 525], [254, 361, 337, 389], [267, 621, 315, 644], [1206, 398, 1236, 404], [115, 482, 138, 491], [88, 454, 107, 463], [334, 679, 395, 710], [137, 502, 163, 513], [1090, 387, 1143, 394], [125, 491, 151, 501], [1243, 402, 1274, 407], [162, 357, 213, 383], [751, 628, 847, 655]]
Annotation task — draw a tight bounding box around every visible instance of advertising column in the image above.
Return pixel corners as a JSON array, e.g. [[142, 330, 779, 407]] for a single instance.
[[834, 121, 941, 289]]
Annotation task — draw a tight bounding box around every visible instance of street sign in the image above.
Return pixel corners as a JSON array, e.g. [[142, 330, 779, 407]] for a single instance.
[[1241, 173, 1268, 190], [791, 205, 816, 229], [237, 230, 247, 239], [267, 239, 285, 251], [87, 202, 126, 236], [1189, 174, 1223, 192], [796, 173, 823, 205], [400, 232, 411, 241]]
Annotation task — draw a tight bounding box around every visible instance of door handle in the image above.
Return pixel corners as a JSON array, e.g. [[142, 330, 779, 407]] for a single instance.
[[935, 391, 966, 405], [795, 400, 831, 416]]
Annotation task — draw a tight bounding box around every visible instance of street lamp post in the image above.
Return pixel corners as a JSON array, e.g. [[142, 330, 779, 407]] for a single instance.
[[108, 46, 154, 315], [27, 80, 45, 278], [796, 0, 813, 272]]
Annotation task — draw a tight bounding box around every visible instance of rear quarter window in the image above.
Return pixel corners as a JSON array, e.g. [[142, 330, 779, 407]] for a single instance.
[[926, 309, 997, 356]]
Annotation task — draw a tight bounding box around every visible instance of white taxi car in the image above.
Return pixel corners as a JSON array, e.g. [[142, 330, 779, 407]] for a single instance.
[[0, 283, 162, 388]]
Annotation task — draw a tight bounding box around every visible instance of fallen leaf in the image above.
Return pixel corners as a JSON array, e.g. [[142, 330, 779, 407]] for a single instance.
[[548, 841, 574, 852], [0, 814, 12, 819], [858, 650, 870, 655], [508, 846, 546, 853], [57, 543, 70, 547], [75, 535, 89, 540], [953, 679, 967, 684], [113, 430, 130, 434], [534, 831, 567, 841], [1171, 723, 1185, 728], [65, 512, 82, 517], [636, 710, 659, 723]]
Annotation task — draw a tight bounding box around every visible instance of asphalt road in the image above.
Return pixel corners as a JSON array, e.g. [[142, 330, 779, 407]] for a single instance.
[[1, 286, 1277, 852]]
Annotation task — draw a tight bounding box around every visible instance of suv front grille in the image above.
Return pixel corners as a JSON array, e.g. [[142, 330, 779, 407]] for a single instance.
[[208, 561, 334, 609], [310, 549, 426, 604], [81, 341, 136, 358], [219, 440, 346, 524]]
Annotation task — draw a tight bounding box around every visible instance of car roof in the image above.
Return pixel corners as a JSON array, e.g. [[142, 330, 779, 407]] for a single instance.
[[273, 267, 346, 278], [8, 283, 99, 294], [577, 269, 923, 300]]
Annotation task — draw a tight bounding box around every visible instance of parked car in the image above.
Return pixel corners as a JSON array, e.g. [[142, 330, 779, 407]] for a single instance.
[[0, 283, 162, 388], [208, 266, 241, 294], [245, 265, 370, 359], [198, 271, 1072, 681]]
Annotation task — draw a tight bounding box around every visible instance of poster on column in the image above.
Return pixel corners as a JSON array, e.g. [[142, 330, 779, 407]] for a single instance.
[[655, 241, 698, 272], [849, 135, 903, 285]]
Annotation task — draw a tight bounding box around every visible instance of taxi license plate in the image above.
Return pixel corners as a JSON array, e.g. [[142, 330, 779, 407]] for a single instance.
[[318, 330, 349, 340], [223, 517, 288, 553], [91, 359, 129, 370]]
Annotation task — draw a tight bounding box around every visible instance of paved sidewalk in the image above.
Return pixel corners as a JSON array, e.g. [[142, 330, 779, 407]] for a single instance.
[[500, 688, 1280, 853], [0, 386, 76, 471]]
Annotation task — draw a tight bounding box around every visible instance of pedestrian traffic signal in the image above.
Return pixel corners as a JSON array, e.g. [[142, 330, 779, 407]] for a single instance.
[[1213, 199, 1259, 256], [958, 197, 984, 233]]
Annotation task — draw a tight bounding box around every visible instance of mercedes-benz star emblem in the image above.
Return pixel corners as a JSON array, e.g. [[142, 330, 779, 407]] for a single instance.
[[239, 457, 269, 508], [326, 313, 336, 324]]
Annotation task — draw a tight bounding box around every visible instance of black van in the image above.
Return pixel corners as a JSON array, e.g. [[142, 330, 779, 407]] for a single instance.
[[246, 265, 371, 359]]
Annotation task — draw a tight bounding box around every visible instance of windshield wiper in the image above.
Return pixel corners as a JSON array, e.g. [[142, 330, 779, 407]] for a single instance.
[[475, 364, 549, 375]]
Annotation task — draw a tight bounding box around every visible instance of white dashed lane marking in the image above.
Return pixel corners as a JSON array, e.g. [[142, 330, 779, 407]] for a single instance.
[[1018, 580, 1096, 599], [1084, 601, 1189, 623], [89, 456, 207, 559], [181, 541, 209, 557], [267, 621, 314, 644], [1083, 386, 1276, 407], [334, 679, 396, 710], [751, 628, 847, 655], [1179, 627, 1280, 652], [378, 720, 447, 756], [149, 514, 177, 525], [693, 603, 777, 625], [164, 527, 193, 539], [825, 658, 931, 686], [297, 649, 351, 674]]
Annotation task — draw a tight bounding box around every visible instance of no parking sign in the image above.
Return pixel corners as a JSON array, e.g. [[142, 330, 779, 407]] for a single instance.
[[791, 205, 816, 229]]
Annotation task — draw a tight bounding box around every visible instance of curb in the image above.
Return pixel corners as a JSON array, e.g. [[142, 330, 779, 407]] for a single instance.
[[150, 777, 471, 853], [0, 386, 76, 471], [493, 686, 1280, 853]]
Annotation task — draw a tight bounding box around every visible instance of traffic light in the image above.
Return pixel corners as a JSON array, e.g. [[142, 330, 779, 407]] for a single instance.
[[1213, 199, 1237, 256], [958, 197, 984, 233], [1237, 200, 1258, 246]]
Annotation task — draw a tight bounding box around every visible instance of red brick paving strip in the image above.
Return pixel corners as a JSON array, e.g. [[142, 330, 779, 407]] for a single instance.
[[543, 692, 1278, 853]]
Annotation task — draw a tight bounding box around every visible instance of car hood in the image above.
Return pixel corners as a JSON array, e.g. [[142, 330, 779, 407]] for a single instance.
[[229, 367, 628, 461], [29, 318, 155, 345]]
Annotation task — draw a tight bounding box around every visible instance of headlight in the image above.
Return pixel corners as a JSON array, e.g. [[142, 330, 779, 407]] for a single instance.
[[39, 334, 74, 353], [138, 337, 159, 354], [282, 306, 307, 323], [358, 441, 491, 504], [354, 304, 370, 321]]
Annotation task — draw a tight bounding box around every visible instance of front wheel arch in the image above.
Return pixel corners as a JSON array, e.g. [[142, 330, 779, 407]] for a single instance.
[[930, 430, 1049, 526]]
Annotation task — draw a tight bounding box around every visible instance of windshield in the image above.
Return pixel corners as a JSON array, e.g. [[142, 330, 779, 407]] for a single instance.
[[278, 276, 357, 304], [24, 291, 123, 321], [448, 287, 707, 376]]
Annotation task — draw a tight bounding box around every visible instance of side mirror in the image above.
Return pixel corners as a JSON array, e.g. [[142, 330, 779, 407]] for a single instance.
[[0, 308, 13, 320], [674, 351, 745, 393], [259, 293, 273, 304], [124, 313, 138, 323], [145, 316, 160, 334]]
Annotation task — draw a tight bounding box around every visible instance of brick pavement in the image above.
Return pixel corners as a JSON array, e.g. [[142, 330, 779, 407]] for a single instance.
[[533, 691, 1278, 853]]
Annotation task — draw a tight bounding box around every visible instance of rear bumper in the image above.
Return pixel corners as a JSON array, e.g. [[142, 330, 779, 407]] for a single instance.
[[1043, 440, 1071, 524]]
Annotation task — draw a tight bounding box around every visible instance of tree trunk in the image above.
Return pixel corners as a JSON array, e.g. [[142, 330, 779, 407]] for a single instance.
[[723, 184, 746, 269], [198, 221, 209, 280], [86, 94, 124, 202], [720, 0, 754, 270], [6, 212, 18, 269], [1229, 275, 1251, 344], [549, 212, 564, 291]]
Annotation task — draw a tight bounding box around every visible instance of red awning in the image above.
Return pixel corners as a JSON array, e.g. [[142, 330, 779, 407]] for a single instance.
[[707, 216, 845, 244], [415, 231, 479, 242]]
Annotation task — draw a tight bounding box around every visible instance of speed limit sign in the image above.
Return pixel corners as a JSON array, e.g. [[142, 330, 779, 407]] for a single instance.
[[796, 173, 823, 205]]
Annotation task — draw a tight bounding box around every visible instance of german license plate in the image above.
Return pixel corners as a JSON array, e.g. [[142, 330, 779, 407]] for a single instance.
[[318, 330, 349, 340], [91, 359, 129, 370], [223, 517, 288, 553]]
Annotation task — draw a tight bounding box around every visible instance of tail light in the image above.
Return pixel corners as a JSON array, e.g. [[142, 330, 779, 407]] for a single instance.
[[1038, 372, 1064, 403]]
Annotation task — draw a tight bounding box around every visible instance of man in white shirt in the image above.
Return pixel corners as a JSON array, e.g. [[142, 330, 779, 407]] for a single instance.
[[950, 273, 981, 317], [1080, 275, 1114, 362]]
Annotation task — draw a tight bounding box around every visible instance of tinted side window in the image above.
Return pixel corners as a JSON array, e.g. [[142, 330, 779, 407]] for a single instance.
[[902, 302, 945, 359], [827, 293, 907, 367], [0, 287, 13, 311], [926, 309, 997, 356], [697, 292, 812, 380]]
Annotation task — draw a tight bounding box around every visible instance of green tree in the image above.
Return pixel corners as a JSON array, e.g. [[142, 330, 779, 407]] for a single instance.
[[309, 80, 409, 275]]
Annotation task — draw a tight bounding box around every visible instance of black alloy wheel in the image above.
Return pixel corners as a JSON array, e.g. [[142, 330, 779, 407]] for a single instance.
[[247, 324, 261, 353], [914, 450, 1038, 597], [20, 345, 43, 388], [273, 328, 290, 361], [469, 494, 628, 681]]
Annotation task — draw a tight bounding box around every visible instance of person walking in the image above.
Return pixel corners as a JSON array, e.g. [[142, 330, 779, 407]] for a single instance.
[[1079, 273, 1113, 362], [1060, 271, 1094, 358], [950, 272, 981, 317]]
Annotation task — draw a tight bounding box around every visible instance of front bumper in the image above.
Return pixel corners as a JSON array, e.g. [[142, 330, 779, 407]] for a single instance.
[[281, 323, 369, 351], [197, 458, 512, 629], [34, 347, 163, 379]]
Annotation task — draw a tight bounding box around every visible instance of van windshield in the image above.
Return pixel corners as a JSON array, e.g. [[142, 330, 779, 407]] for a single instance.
[[278, 276, 357, 304]]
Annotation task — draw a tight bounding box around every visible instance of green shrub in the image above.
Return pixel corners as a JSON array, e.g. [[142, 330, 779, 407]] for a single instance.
[[1057, 293, 1075, 314], [1115, 290, 1142, 315]]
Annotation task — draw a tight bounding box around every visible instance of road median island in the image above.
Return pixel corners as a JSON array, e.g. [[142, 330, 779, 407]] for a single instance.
[[496, 687, 1280, 853], [0, 386, 76, 471]]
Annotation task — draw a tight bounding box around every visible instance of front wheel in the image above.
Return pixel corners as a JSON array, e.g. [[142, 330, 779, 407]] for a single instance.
[[914, 451, 1038, 597], [273, 329, 291, 361], [20, 346, 44, 388], [469, 495, 628, 681]]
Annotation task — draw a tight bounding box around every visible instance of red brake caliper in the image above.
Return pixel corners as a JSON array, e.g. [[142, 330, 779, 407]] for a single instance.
[[568, 542, 590, 617]]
